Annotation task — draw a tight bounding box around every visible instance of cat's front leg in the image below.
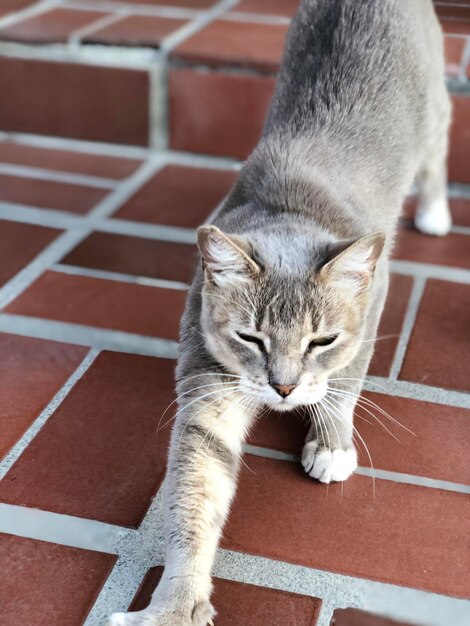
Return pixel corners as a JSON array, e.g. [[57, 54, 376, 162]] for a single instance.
[[301, 396, 358, 484], [301, 332, 381, 484], [107, 381, 254, 626]]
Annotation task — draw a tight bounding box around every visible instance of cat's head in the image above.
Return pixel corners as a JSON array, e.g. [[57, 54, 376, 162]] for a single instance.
[[197, 224, 385, 411]]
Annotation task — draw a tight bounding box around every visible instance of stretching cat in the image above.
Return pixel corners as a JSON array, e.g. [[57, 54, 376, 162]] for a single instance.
[[109, 0, 450, 624]]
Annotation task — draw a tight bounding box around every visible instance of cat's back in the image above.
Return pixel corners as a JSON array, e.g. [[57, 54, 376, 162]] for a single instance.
[[265, 0, 443, 141]]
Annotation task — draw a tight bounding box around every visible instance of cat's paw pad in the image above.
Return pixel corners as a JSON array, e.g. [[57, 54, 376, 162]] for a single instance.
[[415, 199, 451, 236], [302, 442, 357, 483]]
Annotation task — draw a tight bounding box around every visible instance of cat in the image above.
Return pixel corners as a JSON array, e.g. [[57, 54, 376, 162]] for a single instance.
[[108, 0, 451, 624]]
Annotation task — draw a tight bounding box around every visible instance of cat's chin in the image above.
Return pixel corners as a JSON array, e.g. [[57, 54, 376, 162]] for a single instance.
[[265, 399, 311, 413], [270, 402, 297, 413]]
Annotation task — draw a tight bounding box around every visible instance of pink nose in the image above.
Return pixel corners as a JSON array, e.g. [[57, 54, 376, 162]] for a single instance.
[[271, 383, 297, 398]]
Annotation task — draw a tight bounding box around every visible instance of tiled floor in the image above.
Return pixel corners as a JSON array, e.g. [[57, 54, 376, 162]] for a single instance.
[[0, 2, 469, 626]]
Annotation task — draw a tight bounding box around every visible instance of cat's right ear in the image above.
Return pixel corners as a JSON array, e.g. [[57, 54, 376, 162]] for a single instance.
[[197, 225, 261, 287]]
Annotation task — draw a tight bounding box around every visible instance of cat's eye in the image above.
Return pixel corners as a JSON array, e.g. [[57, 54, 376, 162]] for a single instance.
[[308, 335, 338, 351], [236, 332, 266, 353]]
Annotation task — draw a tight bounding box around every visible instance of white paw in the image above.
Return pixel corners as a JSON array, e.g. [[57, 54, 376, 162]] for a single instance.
[[302, 442, 357, 483], [415, 199, 451, 236], [106, 602, 214, 626], [107, 612, 146, 626]]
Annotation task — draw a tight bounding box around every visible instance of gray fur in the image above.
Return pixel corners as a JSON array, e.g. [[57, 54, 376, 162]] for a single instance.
[[108, 2, 450, 624]]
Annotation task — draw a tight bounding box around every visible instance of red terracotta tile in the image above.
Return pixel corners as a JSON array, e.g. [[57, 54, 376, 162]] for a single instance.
[[332, 608, 415, 626], [0, 534, 116, 626], [0, 173, 107, 214], [444, 35, 466, 76], [5, 271, 186, 340], [248, 393, 470, 485], [84, 15, 187, 47], [62, 232, 198, 284], [169, 68, 275, 158], [368, 274, 413, 377], [114, 165, 237, 227], [222, 455, 469, 597], [1, 1, 36, 13], [355, 393, 470, 484], [436, 3, 470, 34], [172, 20, 288, 72], [130, 566, 322, 625], [403, 196, 470, 228], [393, 224, 470, 269], [0, 9, 107, 43], [0, 57, 149, 145], [440, 17, 470, 35], [0, 334, 87, 459], [0, 220, 60, 288], [399, 279, 470, 392], [0, 141, 142, 179], [0, 352, 175, 526], [235, 0, 299, 18], [248, 409, 307, 455], [449, 94, 470, 183]]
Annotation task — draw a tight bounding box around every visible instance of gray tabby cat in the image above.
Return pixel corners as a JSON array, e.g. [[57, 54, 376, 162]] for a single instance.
[[109, 0, 450, 624]]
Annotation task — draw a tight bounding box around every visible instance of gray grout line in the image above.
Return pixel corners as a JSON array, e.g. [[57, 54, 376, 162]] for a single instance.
[[149, 57, 167, 150], [0, 40, 159, 69], [0, 503, 133, 554], [316, 603, 335, 626], [447, 181, 470, 198], [53, 263, 189, 291], [66, 0, 201, 20], [84, 491, 166, 626], [364, 376, 470, 409], [0, 348, 99, 480], [0, 226, 91, 309], [447, 182, 470, 198], [68, 11, 127, 48], [164, 149, 241, 170], [3, 483, 467, 626], [96, 218, 198, 244], [0, 0, 60, 29], [390, 259, 470, 284], [355, 466, 470, 494], [225, 11, 291, 25], [1, 463, 468, 626], [87, 156, 164, 219], [0, 156, 164, 309], [0, 314, 179, 360], [451, 224, 470, 235], [1, 131, 152, 159], [0, 202, 84, 228], [213, 550, 470, 626], [2, 308, 468, 406], [459, 37, 470, 83], [0, 131, 243, 169], [84, 556, 155, 625], [388, 276, 426, 380], [0, 161, 118, 189], [0, 202, 198, 243], [243, 443, 298, 463], [160, 0, 239, 54], [243, 444, 470, 494]]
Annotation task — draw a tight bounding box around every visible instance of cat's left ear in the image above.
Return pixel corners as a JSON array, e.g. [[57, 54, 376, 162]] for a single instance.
[[320, 231, 386, 290], [197, 225, 261, 287]]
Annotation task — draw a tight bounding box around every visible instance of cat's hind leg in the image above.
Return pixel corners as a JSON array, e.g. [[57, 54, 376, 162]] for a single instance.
[[414, 94, 452, 236]]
